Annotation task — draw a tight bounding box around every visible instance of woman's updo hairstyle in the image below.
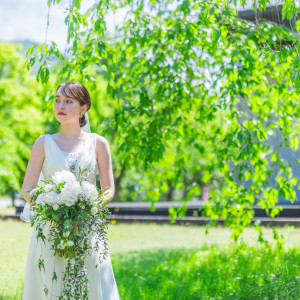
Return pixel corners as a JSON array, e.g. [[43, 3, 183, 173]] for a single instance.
[[56, 81, 91, 128]]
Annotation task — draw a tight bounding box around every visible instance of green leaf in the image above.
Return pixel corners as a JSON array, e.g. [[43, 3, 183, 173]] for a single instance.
[[211, 29, 221, 48], [296, 20, 300, 31], [290, 135, 299, 151], [37, 44, 43, 53], [291, 69, 299, 83], [25, 45, 35, 58], [294, 72, 300, 90], [52, 211, 59, 222], [73, 0, 80, 9], [168, 207, 177, 223]]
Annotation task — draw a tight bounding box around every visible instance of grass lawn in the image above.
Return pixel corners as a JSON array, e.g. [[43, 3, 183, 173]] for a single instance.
[[0, 220, 299, 299]]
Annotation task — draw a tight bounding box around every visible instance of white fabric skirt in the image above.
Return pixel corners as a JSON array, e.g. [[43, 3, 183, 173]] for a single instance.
[[22, 222, 121, 300]]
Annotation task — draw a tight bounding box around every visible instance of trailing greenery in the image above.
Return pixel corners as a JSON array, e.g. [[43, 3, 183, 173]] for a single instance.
[[29, 167, 111, 300]]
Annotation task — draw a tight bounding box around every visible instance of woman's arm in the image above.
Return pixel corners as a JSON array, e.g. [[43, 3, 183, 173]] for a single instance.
[[95, 135, 115, 205], [21, 135, 45, 205]]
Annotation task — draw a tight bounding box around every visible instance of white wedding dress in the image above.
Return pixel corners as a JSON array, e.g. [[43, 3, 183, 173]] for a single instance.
[[22, 133, 121, 300]]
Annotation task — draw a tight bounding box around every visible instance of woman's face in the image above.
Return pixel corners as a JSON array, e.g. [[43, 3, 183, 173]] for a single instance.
[[54, 87, 88, 125]]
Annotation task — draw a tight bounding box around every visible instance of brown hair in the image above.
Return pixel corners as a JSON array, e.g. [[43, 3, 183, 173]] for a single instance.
[[56, 81, 91, 127]]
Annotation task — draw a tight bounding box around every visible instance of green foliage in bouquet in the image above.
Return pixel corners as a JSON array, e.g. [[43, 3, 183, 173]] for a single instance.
[[28, 167, 112, 300]]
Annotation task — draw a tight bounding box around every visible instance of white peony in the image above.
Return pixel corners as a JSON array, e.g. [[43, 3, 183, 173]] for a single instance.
[[44, 191, 59, 205], [44, 184, 54, 193], [91, 207, 98, 215], [56, 193, 63, 205], [36, 193, 45, 205], [52, 170, 77, 185], [60, 181, 82, 206], [81, 181, 98, 203]]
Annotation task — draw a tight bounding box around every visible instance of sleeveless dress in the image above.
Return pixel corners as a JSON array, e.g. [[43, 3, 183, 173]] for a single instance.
[[22, 133, 121, 300]]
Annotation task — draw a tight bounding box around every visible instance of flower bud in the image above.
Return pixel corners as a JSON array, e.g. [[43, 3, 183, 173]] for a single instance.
[[58, 244, 65, 250], [66, 241, 74, 247], [63, 231, 70, 237], [91, 207, 98, 215], [53, 204, 59, 211]]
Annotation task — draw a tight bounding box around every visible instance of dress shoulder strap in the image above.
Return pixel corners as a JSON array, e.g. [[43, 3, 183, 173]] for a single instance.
[[92, 133, 96, 147], [90, 133, 97, 159], [42, 134, 48, 155]]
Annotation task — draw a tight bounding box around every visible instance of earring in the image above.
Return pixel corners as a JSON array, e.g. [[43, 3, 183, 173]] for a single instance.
[[80, 111, 84, 118]]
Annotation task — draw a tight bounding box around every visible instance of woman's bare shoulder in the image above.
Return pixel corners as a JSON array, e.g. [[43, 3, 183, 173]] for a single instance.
[[94, 134, 110, 155], [31, 135, 46, 158], [34, 134, 46, 146], [94, 133, 109, 145]]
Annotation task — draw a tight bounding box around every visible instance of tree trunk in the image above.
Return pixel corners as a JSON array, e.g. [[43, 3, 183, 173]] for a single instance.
[[166, 179, 174, 201]]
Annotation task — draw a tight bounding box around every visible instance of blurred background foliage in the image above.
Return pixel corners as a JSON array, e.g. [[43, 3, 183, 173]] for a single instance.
[[2, 0, 300, 244], [0, 43, 47, 205], [0, 41, 222, 206]]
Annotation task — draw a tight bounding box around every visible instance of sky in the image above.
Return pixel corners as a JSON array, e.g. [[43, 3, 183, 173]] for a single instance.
[[0, 0, 282, 51], [0, 0, 127, 51]]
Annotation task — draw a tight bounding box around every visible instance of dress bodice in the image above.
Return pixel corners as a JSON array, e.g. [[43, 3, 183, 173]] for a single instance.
[[20, 133, 98, 222], [41, 133, 98, 185]]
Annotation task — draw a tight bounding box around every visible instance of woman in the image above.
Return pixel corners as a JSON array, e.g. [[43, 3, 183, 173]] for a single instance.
[[21, 81, 121, 299]]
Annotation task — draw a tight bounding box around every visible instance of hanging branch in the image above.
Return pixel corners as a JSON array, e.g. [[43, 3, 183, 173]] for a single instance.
[[45, 1, 51, 44], [65, 0, 74, 56]]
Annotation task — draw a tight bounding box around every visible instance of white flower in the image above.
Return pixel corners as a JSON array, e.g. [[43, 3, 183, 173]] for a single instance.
[[81, 181, 98, 203], [66, 241, 74, 247], [92, 201, 98, 207], [63, 231, 70, 237], [91, 207, 98, 215], [58, 244, 65, 250], [56, 194, 63, 204], [44, 184, 54, 193], [52, 204, 59, 211], [44, 191, 59, 205], [52, 170, 77, 185], [36, 194, 45, 205], [60, 181, 82, 206]]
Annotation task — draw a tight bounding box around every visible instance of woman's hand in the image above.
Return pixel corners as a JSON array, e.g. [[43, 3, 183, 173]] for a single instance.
[[29, 199, 36, 206], [27, 187, 38, 207]]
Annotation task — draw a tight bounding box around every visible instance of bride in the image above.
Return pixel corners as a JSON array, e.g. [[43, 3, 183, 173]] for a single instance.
[[20, 81, 121, 299]]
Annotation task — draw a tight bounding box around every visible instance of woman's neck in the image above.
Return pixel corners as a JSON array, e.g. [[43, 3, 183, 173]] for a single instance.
[[59, 124, 84, 139]]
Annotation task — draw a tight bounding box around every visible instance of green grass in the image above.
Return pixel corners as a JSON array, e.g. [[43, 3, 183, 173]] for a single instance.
[[114, 246, 300, 299], [0, 221, 300, 299]]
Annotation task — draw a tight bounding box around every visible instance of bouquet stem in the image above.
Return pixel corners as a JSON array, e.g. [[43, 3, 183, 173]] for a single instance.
[[55, 247, 76, 258]]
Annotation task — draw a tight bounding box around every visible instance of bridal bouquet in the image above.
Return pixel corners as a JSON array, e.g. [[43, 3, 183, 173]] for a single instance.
[[28, 167, 112, 299]]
